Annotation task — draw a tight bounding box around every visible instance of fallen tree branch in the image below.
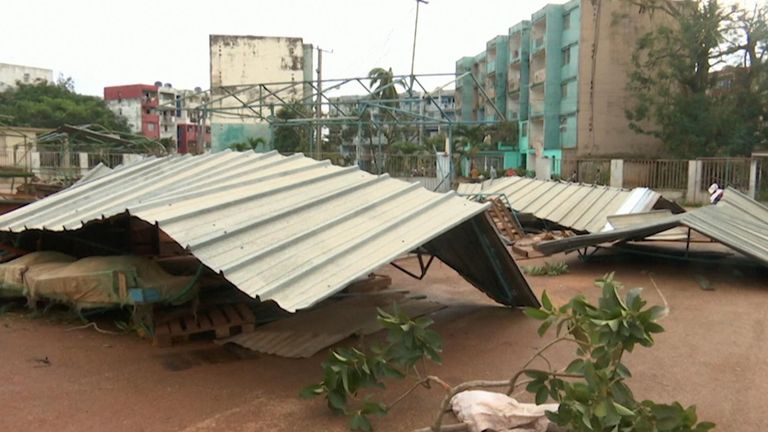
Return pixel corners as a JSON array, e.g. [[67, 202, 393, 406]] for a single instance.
[[389, 376, 452, 410]]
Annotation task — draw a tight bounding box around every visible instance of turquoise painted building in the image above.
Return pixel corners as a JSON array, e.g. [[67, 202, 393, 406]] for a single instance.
[[455, 0, 581, 174]]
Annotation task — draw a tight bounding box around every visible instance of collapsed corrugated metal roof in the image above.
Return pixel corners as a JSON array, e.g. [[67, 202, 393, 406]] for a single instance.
[[0, 151, 538, 311], [536, 189, 768, 266], [73, 163, 113, 186], [457, 177, 664, 233]]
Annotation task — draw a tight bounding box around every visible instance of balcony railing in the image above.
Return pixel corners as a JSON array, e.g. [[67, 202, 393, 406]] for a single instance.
[[486, 61, 496, 74]]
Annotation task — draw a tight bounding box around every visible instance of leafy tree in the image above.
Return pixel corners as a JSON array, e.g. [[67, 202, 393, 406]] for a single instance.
[[0, 79, 129, 131], [368, 67, 408, 149], [625, 0, 768, 157], [271, 101, 312, 153], [229, 136, 266, 152], [389, 140, 426, 155]]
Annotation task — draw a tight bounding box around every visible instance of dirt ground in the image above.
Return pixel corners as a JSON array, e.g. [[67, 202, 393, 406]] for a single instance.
[[1, 245, 767, 431]]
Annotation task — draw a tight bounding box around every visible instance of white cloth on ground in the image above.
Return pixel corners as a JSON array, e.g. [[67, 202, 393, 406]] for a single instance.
[[450, 390, 559, 432]]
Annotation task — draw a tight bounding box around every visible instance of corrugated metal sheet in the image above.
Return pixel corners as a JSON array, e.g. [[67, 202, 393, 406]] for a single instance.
[[218, 293, 444, 358], [72, 163, 112, 186], [536, 189, 768, 265], [0, 151, 538, 312], [457, 177, 661, 233], [607, 211, 689, 241]]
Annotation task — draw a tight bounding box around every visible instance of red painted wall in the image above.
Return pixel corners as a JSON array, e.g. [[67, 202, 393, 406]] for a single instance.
[[103, 84, 158, 101]]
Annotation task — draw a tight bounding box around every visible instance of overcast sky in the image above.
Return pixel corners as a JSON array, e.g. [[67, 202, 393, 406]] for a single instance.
[[1, 0, 759, 96]]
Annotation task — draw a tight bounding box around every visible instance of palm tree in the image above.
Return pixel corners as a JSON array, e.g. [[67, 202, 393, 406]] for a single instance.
[[368, 67, 405, 107]]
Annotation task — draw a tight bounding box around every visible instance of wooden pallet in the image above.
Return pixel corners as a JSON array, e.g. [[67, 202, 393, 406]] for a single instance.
[[486, 197, 524, 243], [153, 303, 256, 347]]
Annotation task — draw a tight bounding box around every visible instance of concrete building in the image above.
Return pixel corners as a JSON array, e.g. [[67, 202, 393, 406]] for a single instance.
[[455, 0, 663, 174], [103, 83, 210, 153], [208, 35, 314, 151], [0, 63, 53, 92]]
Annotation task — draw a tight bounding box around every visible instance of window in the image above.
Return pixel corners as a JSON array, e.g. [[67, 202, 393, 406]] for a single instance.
[[563, 12, 571, 30], [521, 122, 528, 138], [23, 73, 30, 83], [561, 83, 569, 98], [562, 47, 571, 65], [163, 125, 168, 133], [147, 123, 156, 132]]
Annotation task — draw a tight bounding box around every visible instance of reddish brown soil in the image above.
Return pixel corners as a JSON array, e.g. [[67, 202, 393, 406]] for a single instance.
[[1, 246, 766, 431]]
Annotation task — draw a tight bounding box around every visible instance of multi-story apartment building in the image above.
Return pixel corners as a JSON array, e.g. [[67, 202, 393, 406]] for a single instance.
[[455, 0, 663, 173], [103, 83, 210, 152], [0, 63, 53, 92]]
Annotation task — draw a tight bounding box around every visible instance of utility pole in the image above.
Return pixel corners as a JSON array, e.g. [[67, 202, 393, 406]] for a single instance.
[[315, 46, 323, 159], [409, 0, 428, 93]]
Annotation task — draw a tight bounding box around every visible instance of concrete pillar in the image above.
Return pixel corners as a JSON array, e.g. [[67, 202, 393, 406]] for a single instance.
[[122, 154, 143, 165], [435, 152, 451, 192], [748, 159, 758, 199], [30, 152, 41, 177], [535, 156, 552, 180], [687, 160, 703, 204], [610, 159, 624, 189], [79, 153, 89, 176]]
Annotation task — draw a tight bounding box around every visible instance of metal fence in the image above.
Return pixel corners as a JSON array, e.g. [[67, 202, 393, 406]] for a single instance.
[[312, 152, 438, 178], [758, 159, 767, 202], [575, 159, 611, 185], [87, 152, 124, 169], [699, 157, 752, 193], [623, 159, 688, 190]]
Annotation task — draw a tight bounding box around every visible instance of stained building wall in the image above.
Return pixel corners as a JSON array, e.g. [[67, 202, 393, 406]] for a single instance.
[[0, 63, 52, 92], [573, 0, 664, 160], [209, 35, 313, 151]]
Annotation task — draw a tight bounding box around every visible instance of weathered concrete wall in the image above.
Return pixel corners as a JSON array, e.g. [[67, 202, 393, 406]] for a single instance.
[[211, 123, 272, 152], [0, 63, 52, 92], [575, 0, 664, 158], [105, 99, 143, 134], [209, 35, 311, 151], [210, 35, 307, 88]]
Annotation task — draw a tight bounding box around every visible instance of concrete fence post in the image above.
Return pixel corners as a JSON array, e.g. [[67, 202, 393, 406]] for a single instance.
[[535, 156, 552, 180], [748, 159, 758, 199], [79, 153, 89, 176], [30, 152, 41, 177], [687, 160, 703, 204], [610, 159, 624, 188]]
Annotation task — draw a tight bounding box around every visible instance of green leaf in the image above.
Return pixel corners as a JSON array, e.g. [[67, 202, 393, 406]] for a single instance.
[[327, 391, 347, 414], [694, 422, 716, 431], [594, 399, 609, 418], [361, 401, 388, 416], [616, 362, 632, 379], [349, 413, 372, 432], [537, 316, 555, 336], [565, 359, 585, 374], [535, 386, 549, 405], [613, 401, 635, 416], [648, 305, 668, 320], [299, 384, 324, 399], [524, 307, 549, 320], [542, 291, 553, 311]]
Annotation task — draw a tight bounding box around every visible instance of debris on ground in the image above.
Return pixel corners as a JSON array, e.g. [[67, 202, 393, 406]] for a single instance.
[[218, 290, 444, 358]]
